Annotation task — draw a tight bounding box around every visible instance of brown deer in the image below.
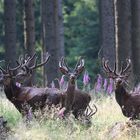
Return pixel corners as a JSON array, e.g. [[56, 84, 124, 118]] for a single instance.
[[0, 53, 60, 118], [16, 53, 63, 108], [79, 104, 97, 126], [59, 57, 97, 119], [102, 58, 140, 120]]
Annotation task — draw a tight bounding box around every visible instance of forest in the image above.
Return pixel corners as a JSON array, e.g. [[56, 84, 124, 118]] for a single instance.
[[0, 0, 140, 139]]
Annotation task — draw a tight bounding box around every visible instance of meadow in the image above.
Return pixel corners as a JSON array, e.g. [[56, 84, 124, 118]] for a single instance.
[[0, 91, 140, 140]]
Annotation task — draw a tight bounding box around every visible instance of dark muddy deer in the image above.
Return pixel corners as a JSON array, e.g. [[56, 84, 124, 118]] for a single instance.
[[102, 58, 140, 120], [59, 57, 97, 119], [0, 53, 61, 118], [17, 53, 63, 108], [79, 104, 97, 125]]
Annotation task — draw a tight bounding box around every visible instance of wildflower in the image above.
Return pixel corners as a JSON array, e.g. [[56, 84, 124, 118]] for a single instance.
[[107, 78, 114, 94], [51, 81, 55, 89], [95, 74, 102, 92], [103, 78, 108, 91], [60, 75, 65, 87], [83, 70, 90, 86], [58, 107, 66, 118]]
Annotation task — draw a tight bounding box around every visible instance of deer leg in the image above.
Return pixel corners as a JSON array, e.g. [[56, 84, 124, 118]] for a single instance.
[[20, 102, 33, 122]]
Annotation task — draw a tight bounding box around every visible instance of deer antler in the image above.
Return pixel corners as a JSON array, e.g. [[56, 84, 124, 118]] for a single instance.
[[59, 57, 85, 76], [102, 58, 132, 80], [74, 57, 85, 75], [59, 57, 69, 74], [84, 104, 97, 119], [19, 52, 50, 71], [0, 66, 7, 74], [0, 60, 7, 74], [74, 57, 84, 70], [29, 52, 50, 70], [0, 61, 22, 77], [23, 53, 37, 67], [120, 59, 131, 76], [102, 58, 119, 78]]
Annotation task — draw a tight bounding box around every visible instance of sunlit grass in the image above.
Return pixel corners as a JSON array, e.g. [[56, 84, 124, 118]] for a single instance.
[[0, 92, 140, 140]]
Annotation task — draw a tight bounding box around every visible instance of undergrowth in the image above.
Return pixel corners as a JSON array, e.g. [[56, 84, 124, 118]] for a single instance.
[[0, 92, 140, 140]]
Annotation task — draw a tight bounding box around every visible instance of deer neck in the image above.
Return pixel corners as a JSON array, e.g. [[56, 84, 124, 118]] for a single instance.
[[115, 84, 128, 106], [4, 80, 20, 101], [67, 79, 76, 92], [65, 79, 76, 111]]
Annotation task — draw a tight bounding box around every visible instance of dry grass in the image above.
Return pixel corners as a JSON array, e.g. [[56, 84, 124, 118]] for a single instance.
[[0, 93, 140, 140]]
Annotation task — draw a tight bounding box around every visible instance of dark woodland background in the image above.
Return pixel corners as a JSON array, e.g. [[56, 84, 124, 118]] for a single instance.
[[0, 0, 139, 87]]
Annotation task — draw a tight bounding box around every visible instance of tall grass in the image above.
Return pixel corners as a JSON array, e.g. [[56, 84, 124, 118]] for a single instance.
[[0, 92, 140, 140]]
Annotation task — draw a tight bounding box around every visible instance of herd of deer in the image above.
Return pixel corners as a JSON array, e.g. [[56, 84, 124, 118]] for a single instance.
[[0, 52, 140, 128]]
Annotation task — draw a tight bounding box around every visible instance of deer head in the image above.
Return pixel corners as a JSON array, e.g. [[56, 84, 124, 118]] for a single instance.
[[102, 58, 132, 87], [59, 57, 85, 84], [15, 52, 50, 84], [0, 62, 22, 86], [79, 104, 97, 126]]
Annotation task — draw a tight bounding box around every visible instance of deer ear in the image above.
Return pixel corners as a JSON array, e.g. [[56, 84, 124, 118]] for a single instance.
[[59, 57, 69, 75], [59, 67, 68, 75], [76, 66, 85, 75]]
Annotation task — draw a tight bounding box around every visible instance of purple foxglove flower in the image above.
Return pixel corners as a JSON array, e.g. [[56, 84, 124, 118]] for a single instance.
[[58, 107, 66, 118], [83, 71, 90, 86], [107, 78, 114, 94], [103, 78, 108, 91], [95, 74, 102, 92], [51, 81, 55, 89], [60, 75, 65, 87]]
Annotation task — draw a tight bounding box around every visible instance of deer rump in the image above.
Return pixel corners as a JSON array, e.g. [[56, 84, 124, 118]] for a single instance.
[[72, 90, 91, 118], [61, 89, 91, 119], [11, 86, 61, 113], [120, 93, 140, 119]]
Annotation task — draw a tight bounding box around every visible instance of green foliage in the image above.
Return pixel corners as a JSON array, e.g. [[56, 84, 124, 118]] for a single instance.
[[0, 0, 100, 85], [2, 95, 140, 139], [63, 0, 100, 82], [0, 0, 4, 56]]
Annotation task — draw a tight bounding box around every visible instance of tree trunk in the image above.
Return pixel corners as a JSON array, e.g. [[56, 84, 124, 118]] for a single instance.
[[114, 0, 134, 86], [99, 0, 115, 68], [57, 0, 64, 57], [41, 0, 47, 86], [131, 0, 140, 85], [24, 0, 35, 85], [17, 0, 25, 54], [4, 0, 17, 67], [44, 0, 64, 87]]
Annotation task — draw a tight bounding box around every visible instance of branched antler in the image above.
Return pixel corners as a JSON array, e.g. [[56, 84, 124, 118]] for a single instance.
[[102, 58, 132, 80]]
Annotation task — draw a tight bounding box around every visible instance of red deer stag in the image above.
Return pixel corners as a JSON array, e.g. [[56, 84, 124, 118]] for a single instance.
[[102, 58, 140, 120], [0, 53, 60, 118], [59, 57, 97, 119], [17, 53, 63, 108]]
